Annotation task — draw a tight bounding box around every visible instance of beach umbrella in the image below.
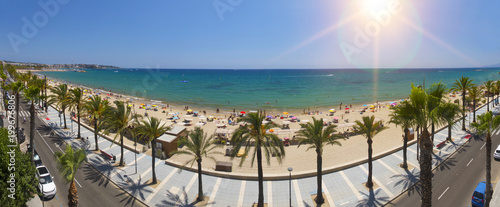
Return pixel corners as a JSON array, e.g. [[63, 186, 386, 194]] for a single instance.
[[363, 104, 368, 107], [267, 115, 273, 118], [291, 117, 297, 120], [333, 117, 339, 120], [194, 111, 199, 114], [391, 102, 397, 106], [141, 103, 145, 106], [128, 104, 132, 107], [345, 108, 350, 110], [187, 109, 193, 112], [152, 105, 157, 107], [240, 111, 246, 114], [370, 105, 375, 108], [283, 112, 289, 115], [173, 117, 179, 120], [329, 109, 335, 113]]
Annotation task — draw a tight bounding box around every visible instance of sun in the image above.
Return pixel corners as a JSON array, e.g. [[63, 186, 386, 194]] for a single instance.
[[362, 0, 392, 12]]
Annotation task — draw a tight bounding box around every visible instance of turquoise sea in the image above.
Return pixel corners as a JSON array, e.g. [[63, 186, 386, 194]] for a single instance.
[[38, 68, 500, 111]]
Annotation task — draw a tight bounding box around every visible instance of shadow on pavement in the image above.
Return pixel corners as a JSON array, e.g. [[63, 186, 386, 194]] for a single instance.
[[116, 176, 153, 204], [356, 188, 390, 207], [83, 160, 112, 187], [391, 168, 421, 197], [155, 186, 214, 207]]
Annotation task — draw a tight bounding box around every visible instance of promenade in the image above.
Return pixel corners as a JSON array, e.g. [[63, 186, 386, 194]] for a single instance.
[[34, 101, 494, 206]]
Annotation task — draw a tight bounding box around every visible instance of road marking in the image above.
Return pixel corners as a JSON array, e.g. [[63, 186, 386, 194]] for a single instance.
[[237, 181, 246, 207], [340, 201, 349, 206], [360, 165, 394, 197], [37, 130, 55, 154], [292, 179, 304, 207], [377, 159, 399, 175], [145, 168, 177, 203], [74, 178, 82, 188], [339, 171, 362, 200], [322, 180, 336, 207], [267, 181, 273, 207], [438, 187, 449, 200], [467, 158, 474, 167], [206, 177, 222, 207], [481, 143, 486, 150]]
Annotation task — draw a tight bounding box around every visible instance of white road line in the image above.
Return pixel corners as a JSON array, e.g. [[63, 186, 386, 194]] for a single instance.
[[339, 171, 362, 200], [267, 181, 273, 207], [178, 174, 197, 204], [481, 143, 486, 150], [237, 181, 246, 207], [322, 180, 336, 207], [438, 187, 449, 200], [292, 180, 304, 207], [467, 158, 474, 167], [74, 178, 82, 188], [37, 130, 55, 154], [340, 201, 349, 206], [206, 177, 222, 207], [377, 159, 399, 175], [359, 165, 394, 197], [145, 168, 177, 203]]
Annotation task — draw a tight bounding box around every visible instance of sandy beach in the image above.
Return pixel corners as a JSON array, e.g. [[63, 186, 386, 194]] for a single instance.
[[39, 73, 464, 177]]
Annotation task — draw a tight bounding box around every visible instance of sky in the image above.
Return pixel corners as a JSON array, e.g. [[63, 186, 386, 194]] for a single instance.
[[1, 0, 500, 69]]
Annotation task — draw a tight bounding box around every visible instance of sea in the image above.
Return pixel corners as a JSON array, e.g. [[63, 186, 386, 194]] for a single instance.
[[37, 68, 500, 111]]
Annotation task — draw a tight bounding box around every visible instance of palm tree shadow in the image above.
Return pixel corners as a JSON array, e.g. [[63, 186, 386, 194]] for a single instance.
[[116, 175, 154, 205], [356, 188, 390, 207], [436, 157, 457, 172], [83, 156, 113, 187], [431, 150, 457, 171], [391, 168, 421, 197], [155, 187, 215, 207], [472, 134, 484, 142]]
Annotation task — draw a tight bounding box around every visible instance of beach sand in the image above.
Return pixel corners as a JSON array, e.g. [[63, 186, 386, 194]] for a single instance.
[[41, 74, 463, 177]]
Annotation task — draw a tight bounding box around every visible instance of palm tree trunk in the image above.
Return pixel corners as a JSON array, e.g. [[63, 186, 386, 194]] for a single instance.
[[257, 142, 264, 207], [152, 139, 157, 184], [487, 96, 490, 112], [447, 125, 452, 142], [197, 159, 204, 201], [416, 125, 420, 162], [316, 151, 324, 205], [29, 103, 35, 163], [94, 118, 99, 151], [63, 107, 67, 129], [77, 105, 81, 139], [431, 122, 435, 142], [402, 128, 408, 169], [473, 100, 477, 123], [120, 134, 124, 166], [486, 133, 492, 207], [367, 138, 373, 188], [462, 91, 466, 130], [419, 129, 433, 207], [68, 180, 78, 207]]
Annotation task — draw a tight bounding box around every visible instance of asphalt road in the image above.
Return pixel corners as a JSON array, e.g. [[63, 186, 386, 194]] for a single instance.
[[16, 98, 146, 207], [389, 131, 500, 206]]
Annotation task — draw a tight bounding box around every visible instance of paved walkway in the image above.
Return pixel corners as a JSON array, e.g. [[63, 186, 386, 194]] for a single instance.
[[37, 101, 496, 206]]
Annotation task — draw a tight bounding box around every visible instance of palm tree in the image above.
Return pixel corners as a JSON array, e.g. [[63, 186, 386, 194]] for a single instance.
[[450, 76, 475, 130], [106, 100, 138, 166], [389, 100, 415, 169], [55, 145, 86, 207], [49, 84, 70, 129], [495, 81, 500, 106], [23, 86, 40, 162], [9, 81, 23, 143], [170, 127, 222, 201], [438, 102, 461, 142], [427, 82, 447, 142], [468, 86, 482, 123], [83, 96, 110, 151], [231, 112, 285, 207], [296, 117, 345, 206], [471, 112, 500, 207], [68, 88, 85, 139], [484, 80, 494, 112], [136, 117, 170, 184], [353, 115, 388, 188]]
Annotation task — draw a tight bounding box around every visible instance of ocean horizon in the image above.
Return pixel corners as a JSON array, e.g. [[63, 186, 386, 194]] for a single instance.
[[38, 68, 500, 112]]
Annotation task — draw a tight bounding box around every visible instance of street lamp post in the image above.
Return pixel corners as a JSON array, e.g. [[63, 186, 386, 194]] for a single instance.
[[288, 167, 293, 207], [58, 112, 61, 126]]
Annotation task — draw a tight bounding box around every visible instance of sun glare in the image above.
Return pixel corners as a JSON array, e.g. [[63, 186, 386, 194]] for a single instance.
[[363, 0, 392, 12]]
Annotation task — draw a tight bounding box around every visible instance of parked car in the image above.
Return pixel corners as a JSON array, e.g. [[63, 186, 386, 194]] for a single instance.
[[494, 145, 500, 160], [472, 181, 492, 207], [36, 165, 56, 198], [34, 150, 42, 167]]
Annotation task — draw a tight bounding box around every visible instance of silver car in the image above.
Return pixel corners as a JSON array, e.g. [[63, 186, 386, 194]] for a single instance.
[[494, 145, 500, 160], [36, 165, 57, 198]]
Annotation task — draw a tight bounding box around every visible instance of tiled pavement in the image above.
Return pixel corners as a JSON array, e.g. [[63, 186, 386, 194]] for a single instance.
[[40, 101, 495, 207]]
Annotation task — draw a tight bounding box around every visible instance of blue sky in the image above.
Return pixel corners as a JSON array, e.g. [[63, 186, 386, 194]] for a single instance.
[[1, 0, 500, 69]]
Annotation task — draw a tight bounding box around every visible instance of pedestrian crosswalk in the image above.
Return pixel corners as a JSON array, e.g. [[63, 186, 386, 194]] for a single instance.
[[18, 110, 31, 117]]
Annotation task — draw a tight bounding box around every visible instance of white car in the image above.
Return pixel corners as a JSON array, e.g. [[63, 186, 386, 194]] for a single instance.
[[36, 165, 56, 198], [494, 145, 500, 160]]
